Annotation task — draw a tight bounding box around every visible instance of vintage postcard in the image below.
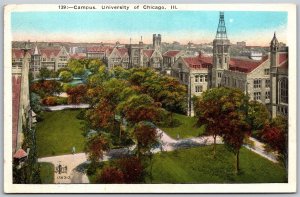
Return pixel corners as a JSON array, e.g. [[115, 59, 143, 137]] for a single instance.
[[3, 4, 296, 193]]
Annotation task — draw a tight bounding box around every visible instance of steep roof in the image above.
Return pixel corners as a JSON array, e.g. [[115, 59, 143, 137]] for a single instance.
[[13, 148, 27, 159], [229, 55, 268, 73], [117, 48, 128, 56], [163, 50, 181, 57], [143, 49, 154, 58], [12, 49, 32, 59], [12, 75, 21, 152], [40, 48, 61, 58]]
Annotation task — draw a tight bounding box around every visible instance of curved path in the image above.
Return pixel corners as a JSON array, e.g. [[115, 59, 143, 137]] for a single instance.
[[38, 129, 278, 183]]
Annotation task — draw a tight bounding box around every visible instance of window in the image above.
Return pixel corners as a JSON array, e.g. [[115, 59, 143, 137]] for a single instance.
[[195, 75, 199, 83], [224, 57, 227, 63], [200, 75, 203, 82], [233, 79, 237, 87], [265, 91, 270, 100], [280, 78, 288, 103], [195, 85, 203, 93], [42, 57, 46, 61], [265, 79, 270, 88], [51, 58, 55, 61], [218, 72, 222, 78], [205, 75, 208, 82], [59, 56, 67, 61], [254, 92, 261, 101], [253, 79, 261, 88], [264, 68, 270, 75]]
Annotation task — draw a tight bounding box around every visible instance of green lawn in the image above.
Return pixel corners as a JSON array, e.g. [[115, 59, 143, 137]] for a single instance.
[[39, 162, 54, 184], [36, 109, 85, 157], [160, 113, 205, 139], [146, 145, 286, 183]]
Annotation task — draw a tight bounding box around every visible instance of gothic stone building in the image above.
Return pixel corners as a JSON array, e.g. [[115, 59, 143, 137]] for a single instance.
[[171, 12, 288, 118]]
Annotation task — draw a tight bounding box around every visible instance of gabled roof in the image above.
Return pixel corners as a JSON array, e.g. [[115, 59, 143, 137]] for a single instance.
[[143, 49, 154, 58], [12, 76, 21, 152], [13, 148, 27, 159], [117, 48, 128, 57], [40, 48, 61, 58], [12, 49, 32, 59], [229, 55, 269, 73], [163, 50, 181, 57]]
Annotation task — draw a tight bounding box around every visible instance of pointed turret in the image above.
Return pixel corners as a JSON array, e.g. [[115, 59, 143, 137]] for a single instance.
[[270, 32, 279, 52], [212, 11, 231, 87]]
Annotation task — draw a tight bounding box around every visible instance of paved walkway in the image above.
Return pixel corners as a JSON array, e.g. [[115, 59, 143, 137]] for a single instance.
[[44, 104, 90, 111], [38, 129, 278, 183]]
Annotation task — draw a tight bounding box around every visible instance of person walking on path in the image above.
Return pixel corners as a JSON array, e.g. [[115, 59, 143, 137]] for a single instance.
[[72, 146, 76, 154]]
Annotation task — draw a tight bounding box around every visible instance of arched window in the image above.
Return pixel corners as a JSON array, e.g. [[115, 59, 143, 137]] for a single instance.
[[279, 78, 288, 104], [195, 75, 199, 83], [200, 75, 203, 82]]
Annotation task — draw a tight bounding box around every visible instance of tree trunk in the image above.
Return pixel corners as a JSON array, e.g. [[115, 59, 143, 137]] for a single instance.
[[213, 135, 216, 158], [236, 150, 240, 174]]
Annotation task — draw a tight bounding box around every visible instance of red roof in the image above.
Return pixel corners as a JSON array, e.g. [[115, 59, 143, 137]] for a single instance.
[[86, 46, 109, 53], [13, 148, 27, 159], [12, 76, 21, 152], [229, 55, 268, 73], [183, 56, 211, 69], [163, 50, 181, 57], [40, 48, 61, 58], [12, 49, 24, 59], [279, 61, 288, 69], [70, 53, 86, 60], [279, 53, 288, 65], [117, 48, 128, 56], [143, 49, 154, 58]]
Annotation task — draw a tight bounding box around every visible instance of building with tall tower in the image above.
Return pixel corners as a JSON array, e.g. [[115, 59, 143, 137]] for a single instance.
[[171, 12, 288, 117], [212, 12, 231, 88]]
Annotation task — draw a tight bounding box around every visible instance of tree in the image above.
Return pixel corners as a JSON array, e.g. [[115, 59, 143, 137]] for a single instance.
[[261, 115, 288, 169], [133, 121, 157, 158], [117, 157, 144, 183], [96, 166, 124, 183], [39, 67, 51, 79], [194, 87, 250, 173], [248, 101, 270, 137], [59, 70, 73, 83], [66, 84, 87, 104], [118, 94, 164, 125], [30, 93, 42, 113], [85, 134, 110, 163], [87, 59, 103, 73], [68, 59, 85, 76]]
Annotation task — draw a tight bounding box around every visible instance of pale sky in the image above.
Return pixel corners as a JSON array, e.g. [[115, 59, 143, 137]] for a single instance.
[[11, 11, 288, 46]]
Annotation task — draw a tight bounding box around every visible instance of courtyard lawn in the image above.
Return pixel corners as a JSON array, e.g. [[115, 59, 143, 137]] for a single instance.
[[160, 113, 205, 139], [36, 109, 85, 157], [146, 145, 286, 183], [39, 162, 54, 184]]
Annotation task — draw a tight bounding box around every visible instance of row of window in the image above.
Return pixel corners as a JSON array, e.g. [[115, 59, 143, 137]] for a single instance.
[[253, 79, 270, 88], [254, 91, 270, 101], [278, 106, 288, 115], [195, 75, 208, 83], [195, 85, 203, 93]]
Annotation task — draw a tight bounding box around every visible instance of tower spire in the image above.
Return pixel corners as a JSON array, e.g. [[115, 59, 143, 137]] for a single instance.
[[215, 11, 228, 39]]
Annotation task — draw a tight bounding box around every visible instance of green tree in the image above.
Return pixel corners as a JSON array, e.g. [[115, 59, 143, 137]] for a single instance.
[[68, 59, 85, 76], [59, 70, 73, 82]]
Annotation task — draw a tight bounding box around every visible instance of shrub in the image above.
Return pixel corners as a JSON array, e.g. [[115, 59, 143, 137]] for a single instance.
[[96, 166, 124, 183]]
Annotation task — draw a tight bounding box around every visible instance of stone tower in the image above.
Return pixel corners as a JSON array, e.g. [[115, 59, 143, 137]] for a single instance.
[[212, 12, 230, 87], [139, 36, 144, 67], [153, 34, 161, 51], [270, 32, 279, 118], [32, 43, 41, 77]]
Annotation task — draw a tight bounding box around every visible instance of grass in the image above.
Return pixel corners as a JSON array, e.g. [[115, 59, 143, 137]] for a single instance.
[[159, 113, 205, 139], [39, 162, 54, 184], [36, 109, 85, 157], [145, 145, 286, 183]]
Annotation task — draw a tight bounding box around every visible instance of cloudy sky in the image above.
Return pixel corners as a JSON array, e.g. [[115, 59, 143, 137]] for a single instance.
[[11, 11, 288, 46]]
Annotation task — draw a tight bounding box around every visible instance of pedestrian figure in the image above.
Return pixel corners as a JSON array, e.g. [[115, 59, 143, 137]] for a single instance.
[[177, 133, 180, 140], [72, 146, 76, 154]]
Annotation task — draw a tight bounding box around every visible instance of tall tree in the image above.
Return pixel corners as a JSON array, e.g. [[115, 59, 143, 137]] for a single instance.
[[66, 84, 87, 104], [85, 134, 110, 163], [68, 59, 85, 76]]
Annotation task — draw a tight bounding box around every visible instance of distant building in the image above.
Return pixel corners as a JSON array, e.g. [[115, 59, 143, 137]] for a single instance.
[[237, 41, 246, 47], [162, 50, 186, 74]]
